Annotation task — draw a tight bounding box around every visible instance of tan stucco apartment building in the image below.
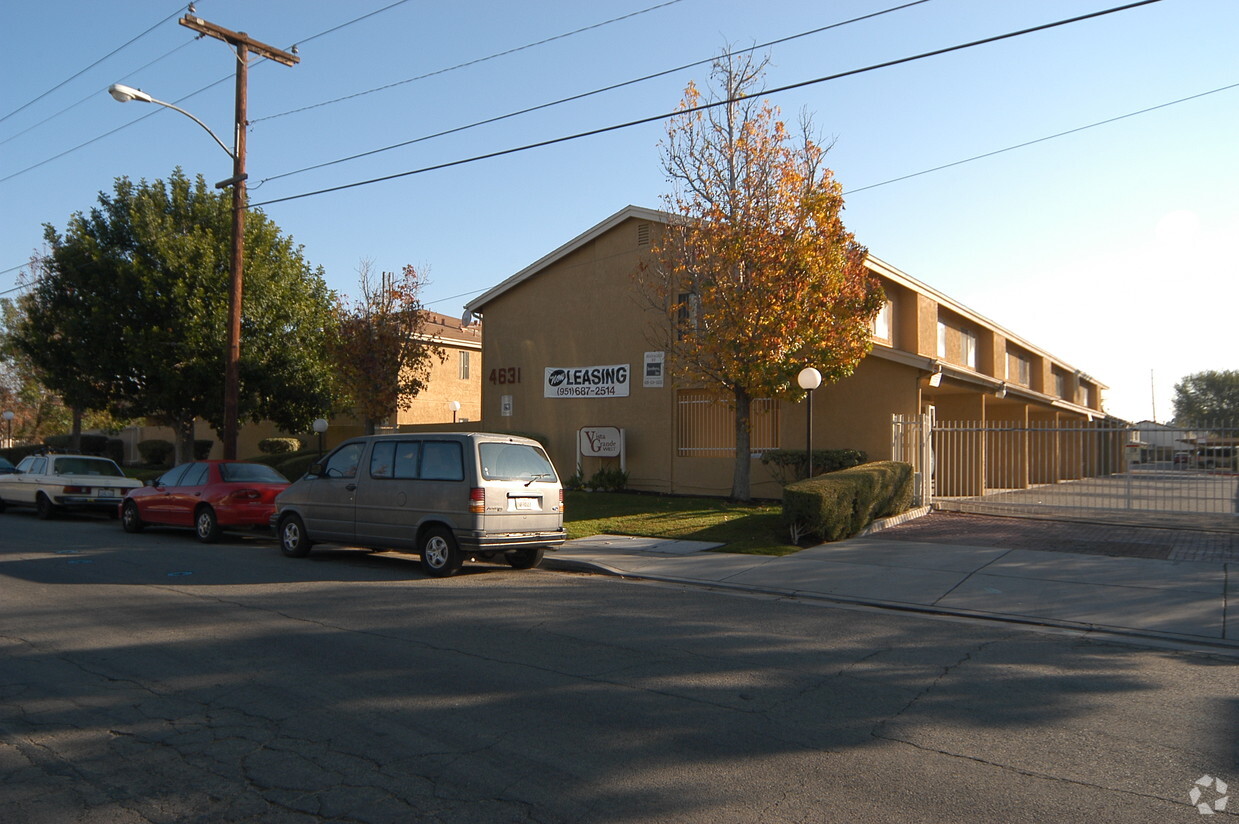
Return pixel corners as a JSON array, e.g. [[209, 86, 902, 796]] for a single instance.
[[466, 206, 1107, 499]]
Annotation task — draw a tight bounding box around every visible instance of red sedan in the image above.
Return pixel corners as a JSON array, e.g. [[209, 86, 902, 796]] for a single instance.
[[121, 461, 289, 543]]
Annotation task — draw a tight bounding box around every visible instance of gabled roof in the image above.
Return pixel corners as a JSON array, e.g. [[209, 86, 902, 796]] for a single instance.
[[466, 204, 1105, 390], [465, 205, 666, 317]]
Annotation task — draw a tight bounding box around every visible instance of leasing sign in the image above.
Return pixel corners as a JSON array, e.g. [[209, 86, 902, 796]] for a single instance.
[[544, 364, 630, 398]]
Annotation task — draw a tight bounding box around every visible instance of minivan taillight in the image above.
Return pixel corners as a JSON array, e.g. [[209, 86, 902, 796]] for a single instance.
[[469, 487, 485, 514], [560, 488, 565, 513]]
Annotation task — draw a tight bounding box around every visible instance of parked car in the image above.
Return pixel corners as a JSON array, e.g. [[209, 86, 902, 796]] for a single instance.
[[272, 433, 565, 576], [121, 460, 290, 543], [0, 456, 16, 474], [0, 453, 142, 519]]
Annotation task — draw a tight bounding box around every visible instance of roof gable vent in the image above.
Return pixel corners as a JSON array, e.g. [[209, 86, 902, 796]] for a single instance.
[[636, 222, 651, 246]]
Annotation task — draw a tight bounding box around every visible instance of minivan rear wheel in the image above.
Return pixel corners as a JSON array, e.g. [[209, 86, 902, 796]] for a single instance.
[[420, 527, 463, 577], [279, 514, 313, 558], [504, 548, 544, 570]]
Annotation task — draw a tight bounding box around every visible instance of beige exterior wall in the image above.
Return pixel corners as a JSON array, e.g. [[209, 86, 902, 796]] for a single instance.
[[467, 206, 1109, 498]]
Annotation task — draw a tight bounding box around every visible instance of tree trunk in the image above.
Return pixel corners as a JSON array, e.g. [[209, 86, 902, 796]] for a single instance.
[[174, 416, 196, 465], [731, 387, 752, 502], [70, 409, 83, 453], [364, 417, 377, 436]]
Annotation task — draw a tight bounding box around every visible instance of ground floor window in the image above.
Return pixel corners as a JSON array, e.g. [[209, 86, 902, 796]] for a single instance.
[[676, 390, 780, 457]]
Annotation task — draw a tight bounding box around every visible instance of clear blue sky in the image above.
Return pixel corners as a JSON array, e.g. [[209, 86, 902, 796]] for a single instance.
[[2, 0, 1235, 422]]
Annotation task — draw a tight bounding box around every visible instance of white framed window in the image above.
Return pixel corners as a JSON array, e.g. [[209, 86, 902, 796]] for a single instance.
[[871, 300, 893, 342], [937, 321, 947, 358], [961, 329, 977, 370], [459, 351, 471, 380]]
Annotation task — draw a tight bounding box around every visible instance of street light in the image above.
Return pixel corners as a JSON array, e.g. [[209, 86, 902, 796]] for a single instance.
[[107, 84, 236, 159], [449, 401, 461, 424], [797, 367, 822, 479], [2, 410, 13, 449], [312, 418, 329, 458], [108, 13, 299, 462]]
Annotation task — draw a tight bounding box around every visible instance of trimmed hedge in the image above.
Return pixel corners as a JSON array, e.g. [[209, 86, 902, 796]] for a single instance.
[[760, 448, 867, 485], [248, 449, 319, 481], [137, 439, 175, 467], [782, 460, 913, 543], [259, 437, 303, 455], [44, 433, 110, 455]]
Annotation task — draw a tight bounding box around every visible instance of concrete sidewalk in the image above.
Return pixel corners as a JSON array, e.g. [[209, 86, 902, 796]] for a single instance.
[[544, 531, 1237, 654]]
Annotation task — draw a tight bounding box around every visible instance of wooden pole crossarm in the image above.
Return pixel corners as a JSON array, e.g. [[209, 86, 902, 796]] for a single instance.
[[179, 15, 300, 66]]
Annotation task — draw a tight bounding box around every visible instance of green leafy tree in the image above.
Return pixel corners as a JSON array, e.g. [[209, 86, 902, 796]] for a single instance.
[[637, 52, 884, 500], [1173, 370, 1239, 425], [331, 260, 445, 435], [8, 169, 340, 462]]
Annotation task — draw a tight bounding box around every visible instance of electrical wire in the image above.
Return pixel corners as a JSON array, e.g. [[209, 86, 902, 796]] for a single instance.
[[250, 0, 1165, 208], [254, 0, 934, 187], [251, 0, 691, 124], [843, 80, 1239, 195], [0, 75, 234, 185], [0, 3, 187, 126], [3, 79, 1227, 300], [0, 40, 197, 148], [0, 1, 422, 181]]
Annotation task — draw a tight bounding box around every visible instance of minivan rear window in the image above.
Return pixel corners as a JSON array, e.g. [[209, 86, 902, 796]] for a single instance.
[[420, 441, 464, 481], [479, 442, 557, 482]]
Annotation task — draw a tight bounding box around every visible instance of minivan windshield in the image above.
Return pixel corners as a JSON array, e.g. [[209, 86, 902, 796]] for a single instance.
[[479, 442, 557, 483]]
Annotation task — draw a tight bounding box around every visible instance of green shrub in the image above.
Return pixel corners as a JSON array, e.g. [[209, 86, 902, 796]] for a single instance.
[[782, 461, 913, 543], [137, 439, 175, 467], [259, 437, 302, 455], [275, 451, 319, 480], [105, 438, 125, 465], [1, 444, 44, 463], [760, 448, 867, 485], [586, 466, 628, 492], [43, 433, 111, 455]]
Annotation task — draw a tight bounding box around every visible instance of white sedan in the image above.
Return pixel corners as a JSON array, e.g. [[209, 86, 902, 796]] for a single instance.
[[0, 453, 142, 519]]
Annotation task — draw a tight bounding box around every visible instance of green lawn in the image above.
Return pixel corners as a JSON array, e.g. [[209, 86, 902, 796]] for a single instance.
[[565, 491, 802, 556]]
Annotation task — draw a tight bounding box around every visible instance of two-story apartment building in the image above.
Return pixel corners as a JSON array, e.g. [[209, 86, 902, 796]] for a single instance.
[[465, 206, 1107, 499]]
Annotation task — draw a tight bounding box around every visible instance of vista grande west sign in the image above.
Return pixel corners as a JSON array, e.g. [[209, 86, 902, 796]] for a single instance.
[[544, 364, 630, 398]]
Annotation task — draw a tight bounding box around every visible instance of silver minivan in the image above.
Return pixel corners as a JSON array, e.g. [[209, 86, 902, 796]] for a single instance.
[[273, 433, 565, 576]]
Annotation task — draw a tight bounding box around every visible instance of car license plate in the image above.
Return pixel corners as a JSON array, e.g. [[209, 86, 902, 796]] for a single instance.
[[513, 497, 536, 511], [97, 488, 117, 497]]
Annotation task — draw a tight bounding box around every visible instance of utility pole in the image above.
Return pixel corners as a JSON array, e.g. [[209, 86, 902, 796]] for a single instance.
[[178, 14, 298, 459]]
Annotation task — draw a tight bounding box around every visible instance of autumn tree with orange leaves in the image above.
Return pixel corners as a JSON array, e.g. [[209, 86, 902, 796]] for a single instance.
[[331, 261, 445, 435], [638, 52, 884, 501]]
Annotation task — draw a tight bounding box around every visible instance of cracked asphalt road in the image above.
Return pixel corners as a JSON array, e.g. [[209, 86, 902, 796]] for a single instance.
[[1, 513, 1235, 823]]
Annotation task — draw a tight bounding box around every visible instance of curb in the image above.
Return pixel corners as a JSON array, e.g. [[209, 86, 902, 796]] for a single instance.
[[541, 556, 1239, 658]]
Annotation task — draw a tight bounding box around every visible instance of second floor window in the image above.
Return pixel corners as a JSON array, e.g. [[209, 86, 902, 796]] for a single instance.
[[459, 351, 471, 380], [961, 330, 977, 370]]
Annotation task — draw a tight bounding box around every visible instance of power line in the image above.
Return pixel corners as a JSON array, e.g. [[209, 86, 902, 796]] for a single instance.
[[255, 0, 934, 187], [7, 75, 1221, 294], [0, 3, 186, 126], [843, 80, 1239, 195], [286, 0, 416, 49], [0, 1, 421, 182], [251, 0, 691, 125], [4, 78, 1226, 300], [0, 40, 197, 149], [251, 0, 1165, 208], [0, 75, 234, 185]]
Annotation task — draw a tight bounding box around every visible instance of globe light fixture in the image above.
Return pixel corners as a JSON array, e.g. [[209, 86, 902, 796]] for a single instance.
[[797, 367, 823, 479]]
